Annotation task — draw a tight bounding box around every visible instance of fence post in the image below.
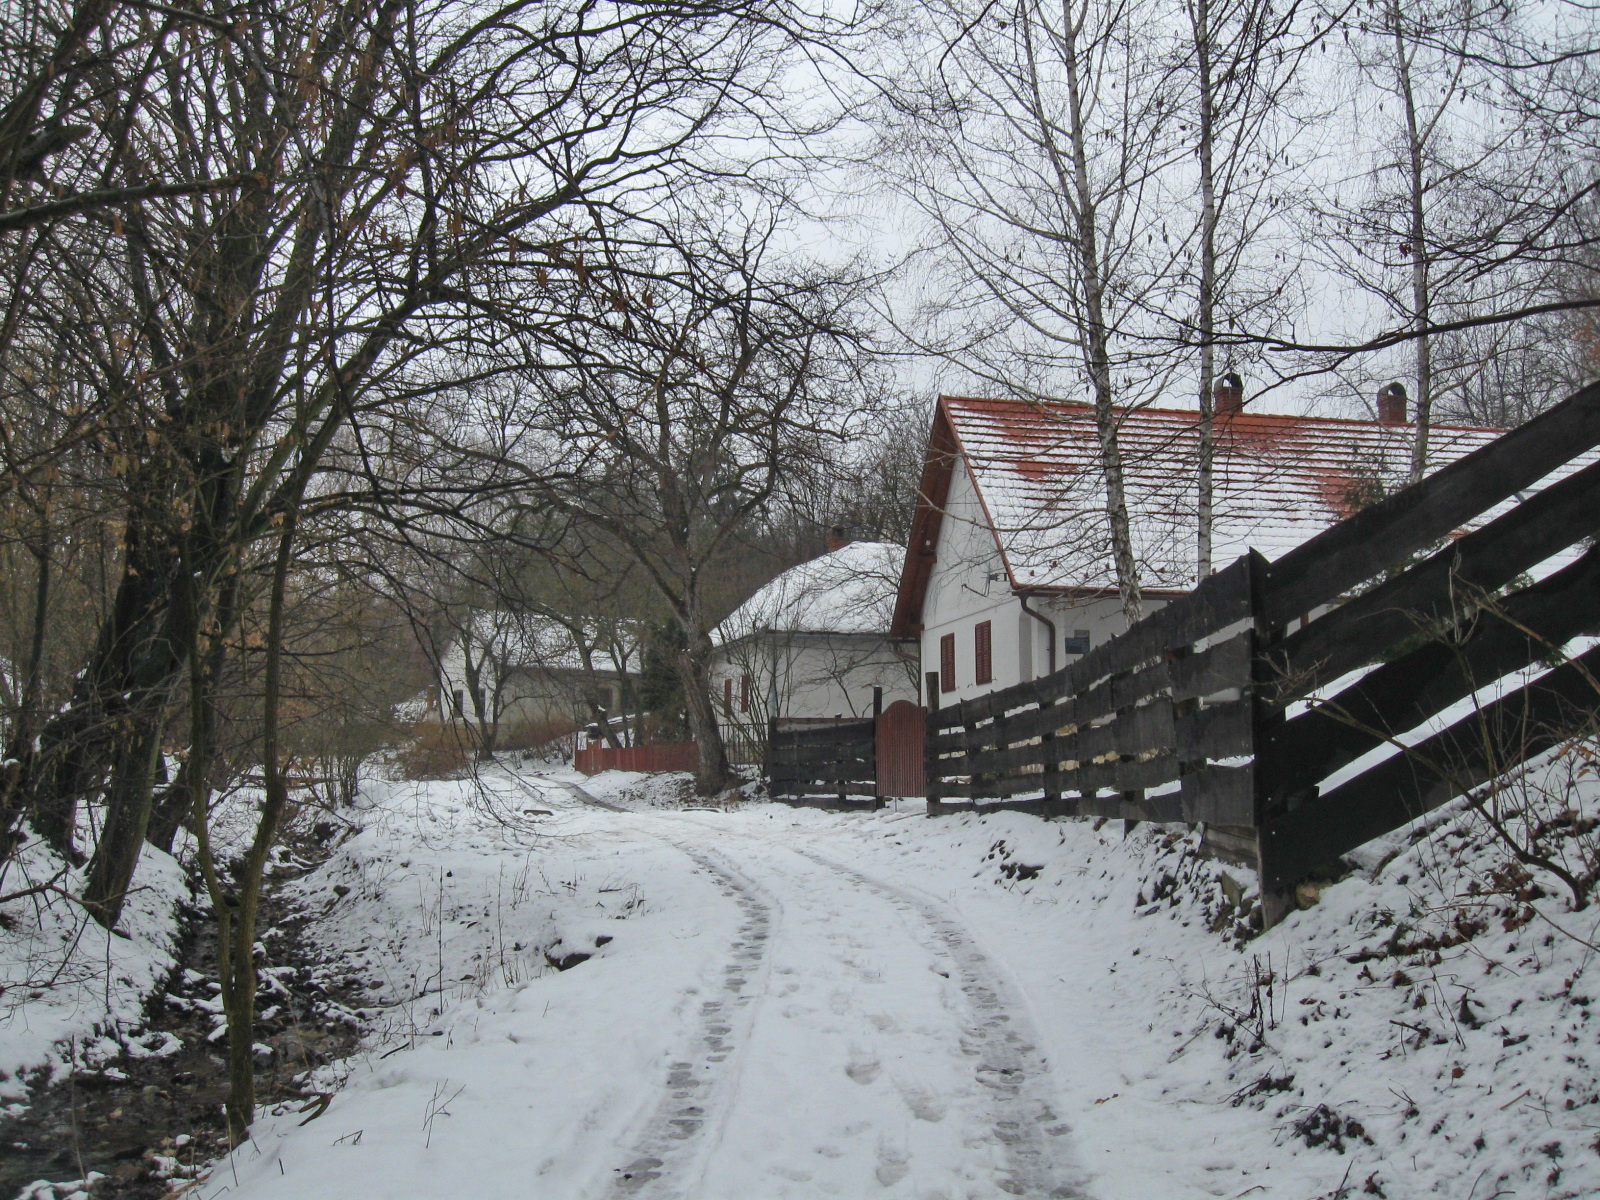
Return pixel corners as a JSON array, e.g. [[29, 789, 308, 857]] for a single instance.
[[1110, 667, 1142, 823], [962, 700, 980, 811], [870, 690, 885, 810], [1243, 549, 1295, 928], [765, 718, 778, 801], [1040, 694, 1062, 815], [924, 688, 942, 816]]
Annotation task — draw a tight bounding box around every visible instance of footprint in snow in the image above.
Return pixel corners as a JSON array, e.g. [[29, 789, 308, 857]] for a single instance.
[[845, 1056, 882, 1085], [894, 1080, 947, 1123], [874, 1139, 910, 1187]]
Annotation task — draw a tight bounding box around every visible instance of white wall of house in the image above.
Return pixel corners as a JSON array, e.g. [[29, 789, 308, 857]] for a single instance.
[[919, 455, 1166, 705], [436, 646, 624, 730], [710, 633, 917, 727], [919, 461, 1024, 706], [710, 632, 916, 764]]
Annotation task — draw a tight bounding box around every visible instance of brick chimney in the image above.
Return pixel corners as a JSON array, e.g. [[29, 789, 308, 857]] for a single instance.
[[826, 524, 850, 552], [1214, 372, 1244, 418], [1377, 382, 1409, 425]]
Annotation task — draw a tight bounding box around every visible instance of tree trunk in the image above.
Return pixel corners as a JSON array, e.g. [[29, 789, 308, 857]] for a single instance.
[[0, 530, 53, 854], [1393, 0, 1432, 483], [461, 649, 500, 761], [28, 508, 185, 866], [146, 755, 192, 856], [82, 713, 167, 926], [1061, 35, 1142, 625], [148, 573, 238, 854], [80, 574, 196, 925], [1192, 0, 1218, 581], [678, 631, 732, 795], [218, 506, 301, 1143]]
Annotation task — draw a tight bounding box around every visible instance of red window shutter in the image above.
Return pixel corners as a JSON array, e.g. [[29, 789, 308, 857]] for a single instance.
[[740, 674, 750, 712], [975, 620, 992, 685], [940, 633, 956, 692], [723, 677, 733, 715]]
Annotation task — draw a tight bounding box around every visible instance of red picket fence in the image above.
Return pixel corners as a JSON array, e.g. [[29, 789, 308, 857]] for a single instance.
[[574, 742, 699, 775]]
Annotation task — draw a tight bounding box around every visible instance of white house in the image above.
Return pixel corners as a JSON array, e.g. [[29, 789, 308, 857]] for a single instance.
[[710, 538, 918, 759], [432, 611, 640, 749], [892, 388, 1505, 707]]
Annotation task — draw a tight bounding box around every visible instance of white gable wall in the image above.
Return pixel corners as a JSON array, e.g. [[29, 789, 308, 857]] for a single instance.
[[921, 458, 1029, 705], [921, 455, 1167, 704]]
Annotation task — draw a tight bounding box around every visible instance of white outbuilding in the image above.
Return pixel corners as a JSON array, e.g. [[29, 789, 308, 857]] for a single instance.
[[710, 537, 918, 762]]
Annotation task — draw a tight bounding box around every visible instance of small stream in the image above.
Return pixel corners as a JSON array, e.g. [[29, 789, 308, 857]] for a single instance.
[[2, 872, 367, 1198]]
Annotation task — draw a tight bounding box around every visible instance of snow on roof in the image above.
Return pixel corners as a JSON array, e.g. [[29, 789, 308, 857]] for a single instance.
[[942, 396, 1508, 592], [718, 541, 907, 642]]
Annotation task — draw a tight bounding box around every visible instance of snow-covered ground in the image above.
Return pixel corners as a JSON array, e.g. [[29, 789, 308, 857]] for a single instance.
[[166, 753, 1600, 1200], [0, 836, 189, 1101]]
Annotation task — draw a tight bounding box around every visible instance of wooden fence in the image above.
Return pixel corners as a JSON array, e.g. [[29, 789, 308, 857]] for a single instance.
[[766, 702, 929, 806], [574, 742, 699, 775], [925, 380, 1600, 923], [767, 717, 880, 807]]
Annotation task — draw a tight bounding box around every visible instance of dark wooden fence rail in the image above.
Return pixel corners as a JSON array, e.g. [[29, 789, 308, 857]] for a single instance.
[[767, 717, 879, 806], [921, 380, 1600, 924], [925, 552, 1260, 835]]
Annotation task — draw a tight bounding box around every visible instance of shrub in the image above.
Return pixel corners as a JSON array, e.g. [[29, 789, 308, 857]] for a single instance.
[[395, 721, 471, 780]]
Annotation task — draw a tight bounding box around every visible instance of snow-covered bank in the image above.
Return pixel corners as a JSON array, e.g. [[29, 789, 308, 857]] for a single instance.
[[191, 754, 1597, 1200], [0, 834, 190, 1102], [769, 792, 1600, 1199]]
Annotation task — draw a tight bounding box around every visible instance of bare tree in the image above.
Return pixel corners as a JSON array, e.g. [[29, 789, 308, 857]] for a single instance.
[[498, 221, 873, 793], [1301, 0, 1594, 453], [874, 0, 1200, 623], [1170, 0, 1318, 575], [0, 0, 853, 1146], [0, 0, 829, 919]]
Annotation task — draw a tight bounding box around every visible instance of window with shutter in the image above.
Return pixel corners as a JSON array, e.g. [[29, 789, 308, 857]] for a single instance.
[[940, 632, 956, 692], [974, 620, 992, 685], [740, 674, 750, 712], [723, 677, 733, 715]]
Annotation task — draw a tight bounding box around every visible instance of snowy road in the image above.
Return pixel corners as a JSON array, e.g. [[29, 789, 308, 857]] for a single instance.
[[602, 807, 1084, 1199], [199, 769, 1380, 1200], [19, 758, 1591, 1199], [201, 773, 1088, 1200]]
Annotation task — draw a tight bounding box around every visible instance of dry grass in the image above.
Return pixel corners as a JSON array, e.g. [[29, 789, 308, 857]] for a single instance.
[[394, 721, 472, 780]]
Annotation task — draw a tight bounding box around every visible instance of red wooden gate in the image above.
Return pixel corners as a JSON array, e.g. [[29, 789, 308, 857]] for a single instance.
[[875, 700, 926, 797]]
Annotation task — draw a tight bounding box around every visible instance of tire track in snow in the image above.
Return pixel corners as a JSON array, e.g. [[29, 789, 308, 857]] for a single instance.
[[604, 843, 773, 1199], [541, 781, 1079, 1197], [534, 776, 779, 1199], [786, 845, 1085, 1199]]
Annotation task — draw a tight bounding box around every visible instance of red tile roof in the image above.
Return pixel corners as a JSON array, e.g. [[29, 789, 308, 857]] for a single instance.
[[892, 395, 1509, 635]]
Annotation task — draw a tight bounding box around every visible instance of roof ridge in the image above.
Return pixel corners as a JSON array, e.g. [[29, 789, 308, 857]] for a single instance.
[[938, 394, 1504, 435]]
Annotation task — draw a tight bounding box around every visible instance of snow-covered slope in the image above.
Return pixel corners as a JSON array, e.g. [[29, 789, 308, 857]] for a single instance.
[[179, 746, 1599, 1200], [0, 835, 189, 1101]]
